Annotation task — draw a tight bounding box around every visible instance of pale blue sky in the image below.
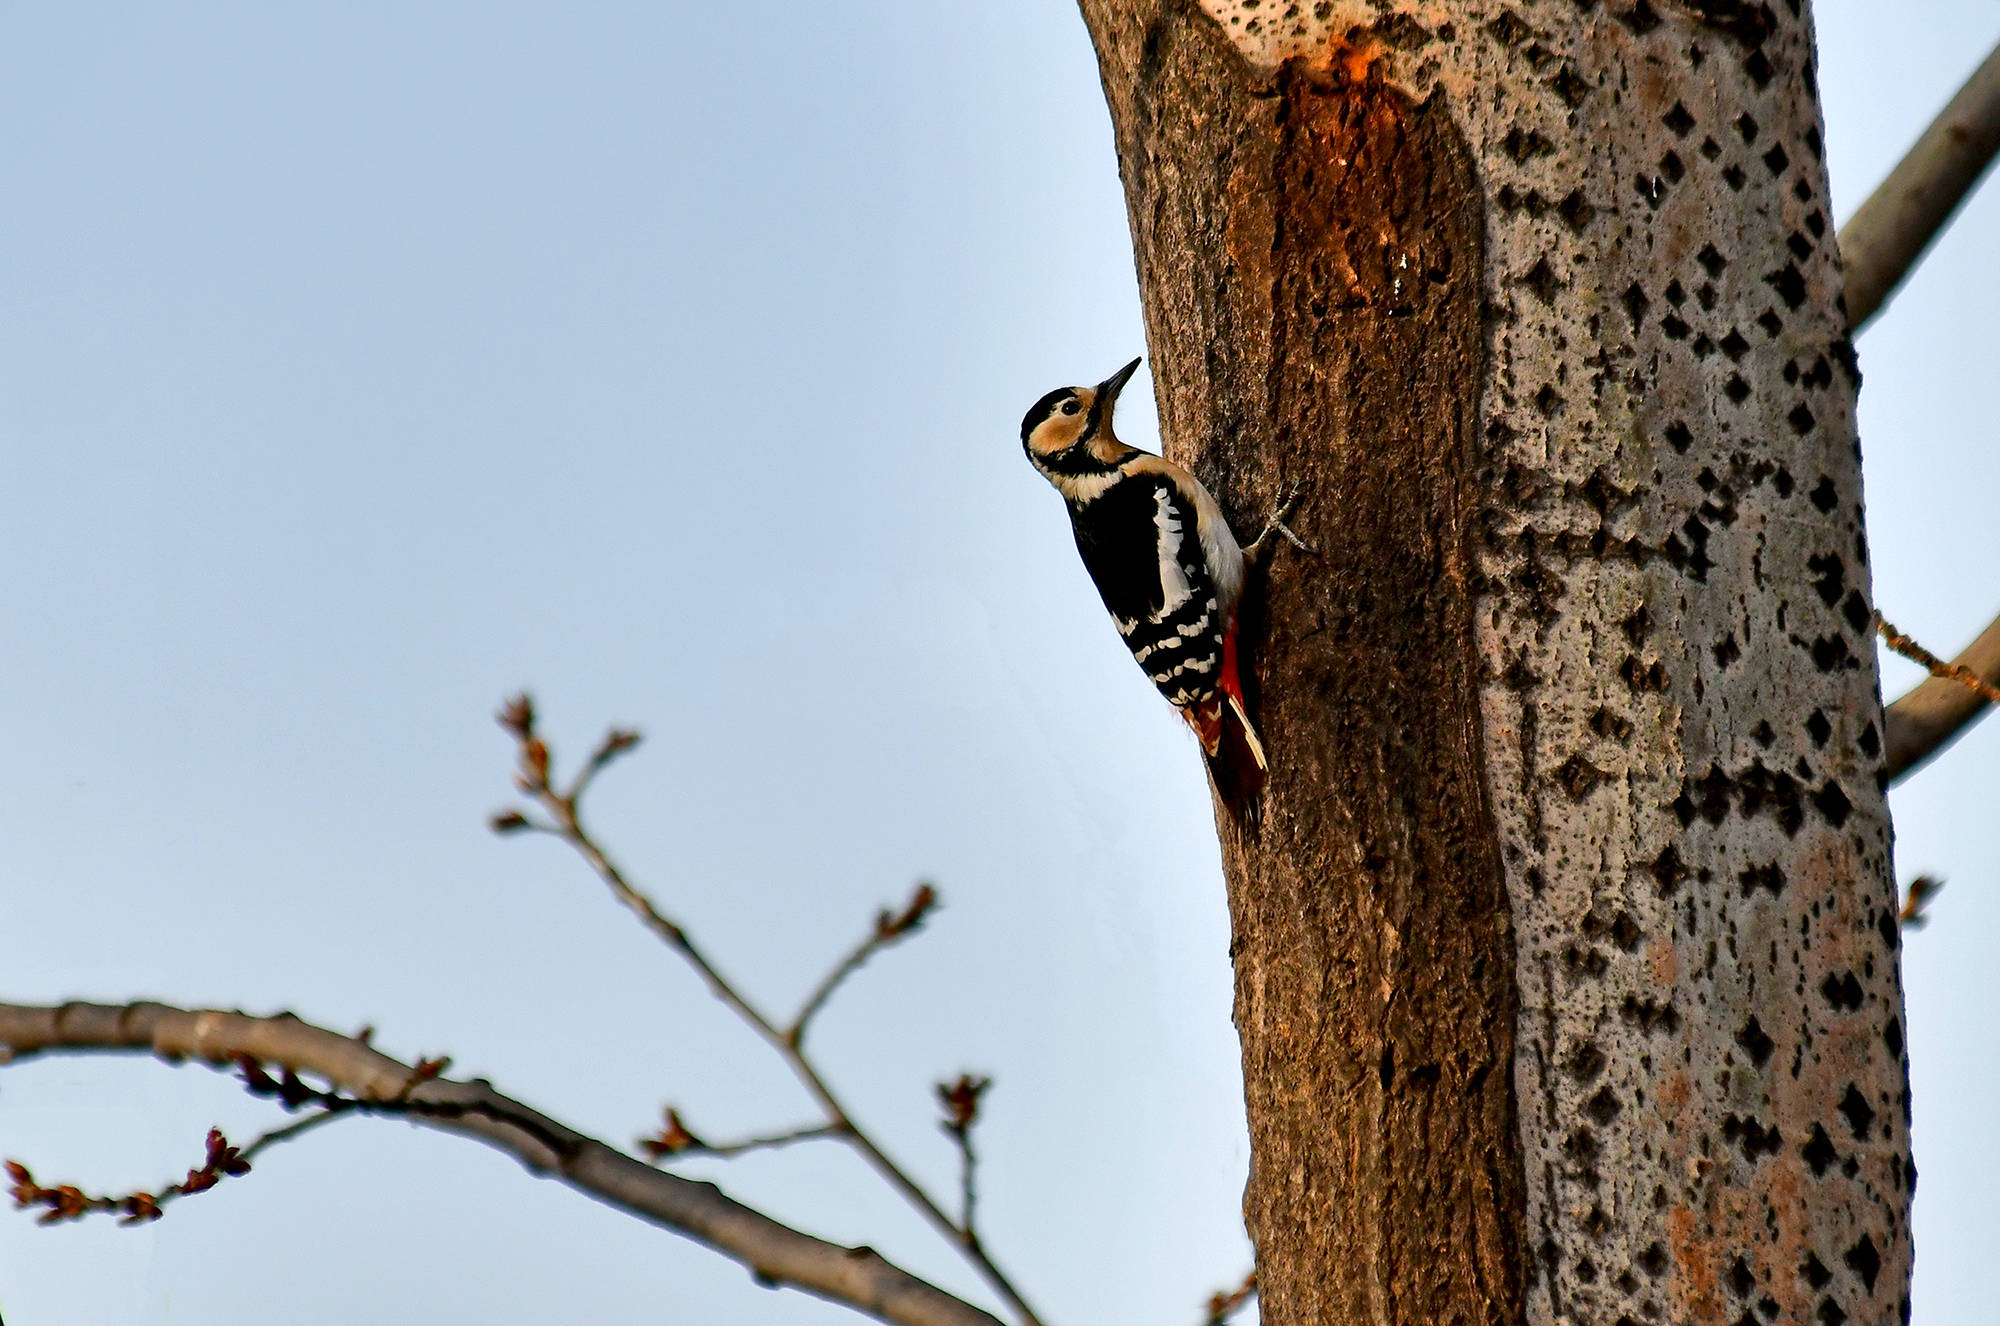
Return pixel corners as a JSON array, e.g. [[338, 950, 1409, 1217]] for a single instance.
[[2, 4, 1995, 1323]]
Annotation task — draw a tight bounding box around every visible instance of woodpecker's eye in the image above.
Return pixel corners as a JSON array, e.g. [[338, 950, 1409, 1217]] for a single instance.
[[1060, 399, 1082, 415]]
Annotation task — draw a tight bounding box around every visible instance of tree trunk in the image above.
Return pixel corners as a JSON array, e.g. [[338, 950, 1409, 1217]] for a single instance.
[[1077, 4, 1913, 1324]]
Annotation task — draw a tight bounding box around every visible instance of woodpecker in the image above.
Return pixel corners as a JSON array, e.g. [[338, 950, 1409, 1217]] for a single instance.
[[1021, 357, 1305, 806]]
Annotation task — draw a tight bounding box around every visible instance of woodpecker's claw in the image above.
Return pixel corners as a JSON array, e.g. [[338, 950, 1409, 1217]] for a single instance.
[[1244, 481, 1316, 560]]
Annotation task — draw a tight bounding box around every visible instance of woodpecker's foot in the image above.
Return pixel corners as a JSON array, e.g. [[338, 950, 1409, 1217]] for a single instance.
[[1244, 481, 1316, 560]]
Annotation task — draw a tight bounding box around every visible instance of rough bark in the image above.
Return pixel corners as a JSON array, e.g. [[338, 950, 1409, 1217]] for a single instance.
[[1077, 4, 1913, 1325]]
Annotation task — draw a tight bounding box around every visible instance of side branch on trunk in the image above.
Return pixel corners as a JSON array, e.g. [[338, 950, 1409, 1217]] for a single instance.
[[1839, 39, 2000, 333], [1836, 38, 2000, 781], [0, 1001, 1003, 1326], [1880, 612, 2000, 780]]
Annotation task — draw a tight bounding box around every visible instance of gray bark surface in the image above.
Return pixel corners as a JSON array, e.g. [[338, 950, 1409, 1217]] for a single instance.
[[1079, 4, 1913, 1324]]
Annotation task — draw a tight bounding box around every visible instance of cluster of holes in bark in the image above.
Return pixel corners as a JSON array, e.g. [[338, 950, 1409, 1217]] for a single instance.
[[1664, 760, 1853, 835], [1491, 269, 1874, 794], [1587, 38, 1873, 670], [1512, 11, 1835, 425], [1718, 1232, 1887, 1326]]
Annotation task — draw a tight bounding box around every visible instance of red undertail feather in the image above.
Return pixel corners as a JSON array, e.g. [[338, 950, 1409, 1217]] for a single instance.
[[1183, 618, 1267, 812]]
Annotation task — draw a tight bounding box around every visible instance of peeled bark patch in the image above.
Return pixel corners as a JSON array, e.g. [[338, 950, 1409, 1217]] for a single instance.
[[1085, 10, 1524, 1324], [1232, 66, 1523, 1326]]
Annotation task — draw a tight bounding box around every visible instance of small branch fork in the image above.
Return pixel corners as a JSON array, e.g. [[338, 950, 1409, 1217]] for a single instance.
[[9, 1127, 255, 1226], [490, 695, 1044, 1326]]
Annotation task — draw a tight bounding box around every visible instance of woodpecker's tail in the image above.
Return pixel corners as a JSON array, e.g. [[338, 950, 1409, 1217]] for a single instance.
[[1185, 621, 1267, 813]]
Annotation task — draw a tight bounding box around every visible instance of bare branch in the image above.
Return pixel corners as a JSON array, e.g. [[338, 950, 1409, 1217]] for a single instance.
[[956, 1131, 978, 1241], [236, 1102, 358, 1156], [0, 1001, 1002, 1326], [491, 698, 1047, 1326], [790, 884, 940, 1047], [1876, 614, 2000, 705], [640, 1107, 842, 1161], [569, 726, 643, 806], [492, 699, 786, 1042], [1840, 40, 2000, 333], [1880, 612, 2000, 781], [935, 1075, 991, 1241], [8, 1126, 256, 1226]]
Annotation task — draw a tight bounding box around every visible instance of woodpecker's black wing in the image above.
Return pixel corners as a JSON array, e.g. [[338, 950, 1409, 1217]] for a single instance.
[[1067, 474, 1226, 708]]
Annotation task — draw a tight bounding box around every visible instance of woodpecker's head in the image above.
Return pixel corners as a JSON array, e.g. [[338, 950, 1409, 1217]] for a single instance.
[[1021, 357, 1142, 477]]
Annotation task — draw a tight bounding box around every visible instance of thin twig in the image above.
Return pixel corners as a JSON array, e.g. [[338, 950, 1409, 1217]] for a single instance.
[[568, 727, 642, 807], [238, 1099, 360, 1158], [935, 1074, 990, 1245], [1840, 39, 2000, 334], [789, 884, 938, 1047], [1880, 611, 2000, 782], [559, 814, 1038, 1322], [641, 1109, 843, 1161], [791, 940, 882, 1048], [695, 1125, 844, 1159], [565, 809, 784, 1040], [0, 1001, 1002, 1326], [493, 699, 1047, 1326], [1876, 614, 2000, 704], [6, 1127, 255, 1226], [21, 1102, 363, 1222], [956, 1128, 978, 1240], [563, 825, 1037, 1321]]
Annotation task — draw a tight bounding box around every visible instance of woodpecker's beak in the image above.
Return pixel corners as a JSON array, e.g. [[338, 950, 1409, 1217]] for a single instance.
[[1096, 356, 1143, 407]]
